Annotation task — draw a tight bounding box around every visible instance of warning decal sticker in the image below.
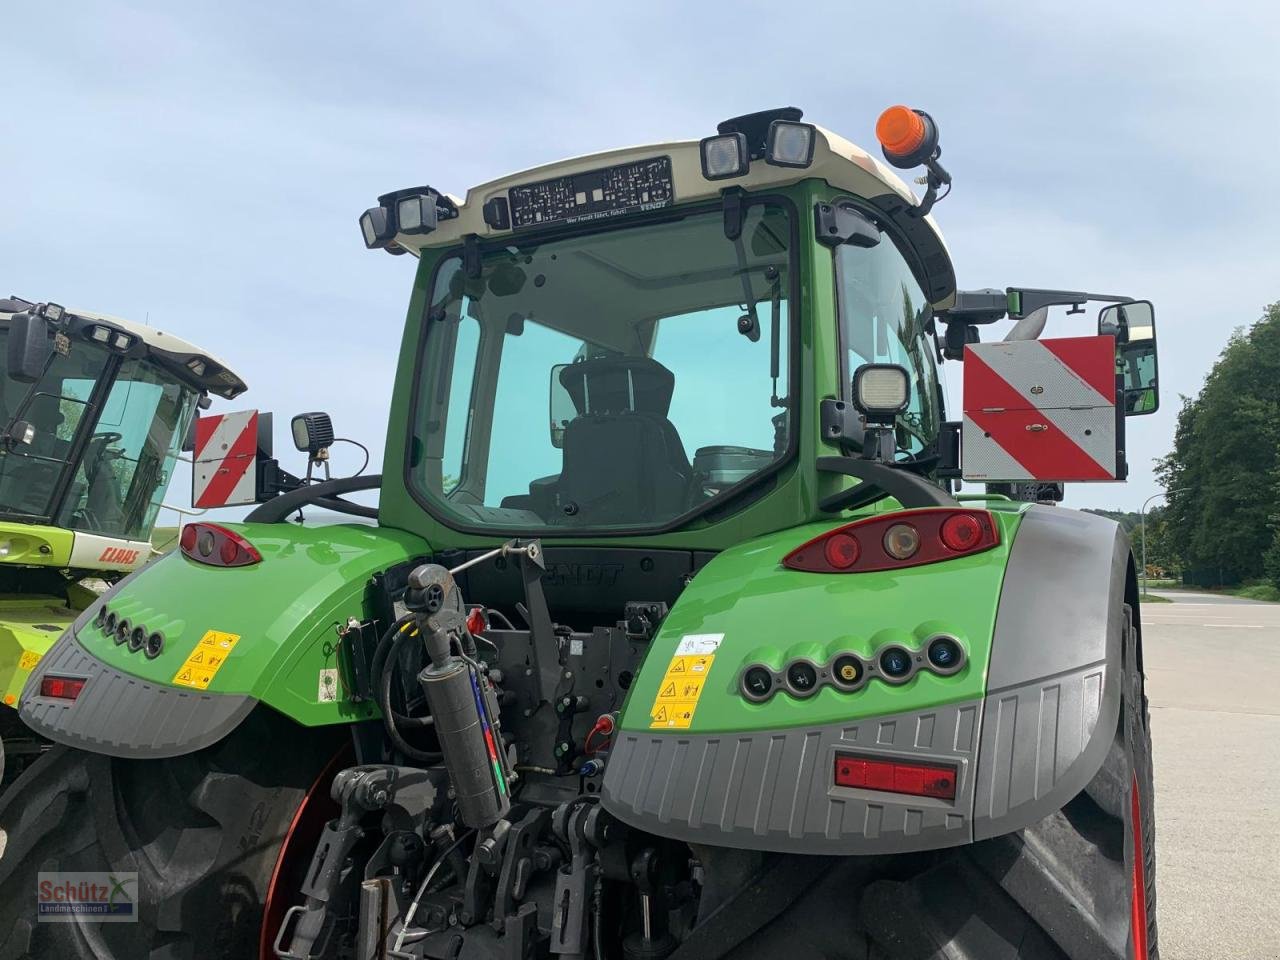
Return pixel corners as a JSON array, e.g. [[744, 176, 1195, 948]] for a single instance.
[[649, 634, 722, 729], [18, 650, 42, 671], [173, 630, 241, 690]]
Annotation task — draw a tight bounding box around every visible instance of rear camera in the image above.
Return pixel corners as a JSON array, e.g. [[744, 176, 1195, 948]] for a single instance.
[[927, 636, 963, 671], [144, 632, 165, 659], [742, 666, 774, 701], [114, 618, 131, 645], [128, 625, 147, 652], [878, 647, 913, 680], [831, 654, 864, 690], [786, 661, 819, 695]]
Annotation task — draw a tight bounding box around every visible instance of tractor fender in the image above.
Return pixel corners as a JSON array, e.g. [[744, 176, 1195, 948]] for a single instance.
[[972, 504, 1129, 840], [19, 522, 430, 759]]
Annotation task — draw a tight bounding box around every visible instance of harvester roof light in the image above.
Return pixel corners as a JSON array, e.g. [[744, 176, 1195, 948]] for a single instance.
[[833, 753, 957, 801], [765, 120, 816, 168], [39, 675, 86, 701], [89, 325, 112, 343], [853, 363, 910, 420], [111, 332, 132, 351], [699, 132, 750, 180], [186, 358, 207, 377], [37, 302, 65, 323], [782, 509, 1001, 574]]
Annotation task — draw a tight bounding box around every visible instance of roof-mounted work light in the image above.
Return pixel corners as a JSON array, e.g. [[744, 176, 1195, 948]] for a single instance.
[[396, 193, 439, 236], [360, 206, 395, 250], [700, 132, 750, 180], [765, 120, 816, 168]]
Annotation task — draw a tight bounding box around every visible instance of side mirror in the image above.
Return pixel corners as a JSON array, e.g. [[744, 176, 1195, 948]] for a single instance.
[[1099, 300, 1158, 416], [6, 311, 53, 383], [549, 364, 575, 449]]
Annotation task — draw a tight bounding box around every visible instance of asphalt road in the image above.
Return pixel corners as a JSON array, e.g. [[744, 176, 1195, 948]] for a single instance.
[[1142, 590, 1280, 959]]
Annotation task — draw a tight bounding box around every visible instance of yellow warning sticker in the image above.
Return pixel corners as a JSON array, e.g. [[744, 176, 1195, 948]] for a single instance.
[[18, 650, 41, 671], [649, 634, 722, 729], [173, 630, 241, 690]]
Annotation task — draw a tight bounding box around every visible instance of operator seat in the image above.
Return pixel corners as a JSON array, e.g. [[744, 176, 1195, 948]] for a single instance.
[[554, 356, 692, 523]]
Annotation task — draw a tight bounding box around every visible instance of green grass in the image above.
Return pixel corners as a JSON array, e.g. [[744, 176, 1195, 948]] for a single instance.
[[1139, 593, 1173, 603], [151, 526, 180, 553], [1230, 583, 1280, 602]]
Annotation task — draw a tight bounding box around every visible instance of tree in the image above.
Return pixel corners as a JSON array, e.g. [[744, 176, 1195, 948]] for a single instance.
[[1156, 302, 1280, 585]]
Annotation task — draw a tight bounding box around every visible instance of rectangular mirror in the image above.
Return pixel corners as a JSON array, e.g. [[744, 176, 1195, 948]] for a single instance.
[[6, 311, 53, 383], [549, 363, 576, 448], [1099, 300, 1158, 416]]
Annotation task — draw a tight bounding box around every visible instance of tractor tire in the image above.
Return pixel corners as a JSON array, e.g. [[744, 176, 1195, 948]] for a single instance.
[[715, 606, 1157, 960], [0, 707, 339, 960]]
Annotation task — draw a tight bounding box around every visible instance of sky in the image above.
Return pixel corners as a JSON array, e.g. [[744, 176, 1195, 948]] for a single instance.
[[3, 0, 1279, 521]]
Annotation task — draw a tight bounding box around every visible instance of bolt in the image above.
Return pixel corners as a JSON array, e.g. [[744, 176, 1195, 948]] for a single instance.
[[563, 670, 573, 679]]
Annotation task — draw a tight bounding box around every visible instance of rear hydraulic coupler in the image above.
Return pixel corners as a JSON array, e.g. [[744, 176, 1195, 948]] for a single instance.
[[406, 562, 512, 829]]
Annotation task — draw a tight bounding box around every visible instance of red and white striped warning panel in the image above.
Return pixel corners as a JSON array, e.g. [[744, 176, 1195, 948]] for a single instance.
[[192, 409, 260, 508], [962, 336, 1118, 482]]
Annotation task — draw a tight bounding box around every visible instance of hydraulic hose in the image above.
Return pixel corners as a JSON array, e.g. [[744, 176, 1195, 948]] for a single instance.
[[376, 619, 442, 764]]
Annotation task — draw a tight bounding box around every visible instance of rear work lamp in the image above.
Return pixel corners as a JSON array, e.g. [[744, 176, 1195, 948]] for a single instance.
[[765, 120, 816, 168], [291, 411, 334, 457], [700, 132, 750, 180], [853, 363, 910, 421], [360, 206, 394, 249], [397, 193, 439, 235]]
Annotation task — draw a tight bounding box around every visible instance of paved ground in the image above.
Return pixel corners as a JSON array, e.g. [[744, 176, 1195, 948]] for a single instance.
[[1141, 590, 1280, 959]]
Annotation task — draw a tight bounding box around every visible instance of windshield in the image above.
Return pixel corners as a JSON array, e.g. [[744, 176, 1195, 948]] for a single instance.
[[834, 221, 941, 455], [0, 324, 197, 538], [409, 201, 794, 532]]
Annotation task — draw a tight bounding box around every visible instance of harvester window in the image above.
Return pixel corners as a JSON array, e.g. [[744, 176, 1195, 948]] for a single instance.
[[56, 358, 197, 541], [835, 236, 940, 455], [411, 200, 796, 532]]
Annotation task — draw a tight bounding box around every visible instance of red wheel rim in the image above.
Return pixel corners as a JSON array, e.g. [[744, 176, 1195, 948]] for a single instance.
[[259, 746, 351, 959], [1130, 772, 1150, 960]]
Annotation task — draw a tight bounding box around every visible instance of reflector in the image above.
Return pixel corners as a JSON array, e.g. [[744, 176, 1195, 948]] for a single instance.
[[833, 754, 957, 800], [40, 675, 86, 701]]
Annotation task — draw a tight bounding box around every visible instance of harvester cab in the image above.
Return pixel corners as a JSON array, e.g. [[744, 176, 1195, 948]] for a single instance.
[[6, 107, 1161, 960], [0, 296, 247, 779]]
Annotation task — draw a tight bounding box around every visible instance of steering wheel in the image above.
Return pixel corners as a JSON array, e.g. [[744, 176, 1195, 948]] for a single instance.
[[92, 431, 123, 445]]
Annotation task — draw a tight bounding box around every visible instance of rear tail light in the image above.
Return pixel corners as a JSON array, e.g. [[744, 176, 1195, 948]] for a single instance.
[[179, 522, 262, 568], [783, 509, 999, 573], [834, 754, 957, 800], [40, 675, 87, 701]]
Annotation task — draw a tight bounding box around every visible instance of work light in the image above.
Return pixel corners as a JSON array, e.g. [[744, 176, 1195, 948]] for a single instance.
[[291, 411, 334, 457], [360, 206, 394, 249], [700, 132, 750, 180], [766, 120, 816, 168], [89, 325, 112, 343], [396, 193, 439, 236], [853, 363, 910, 420], [37, 302, 65, 323]]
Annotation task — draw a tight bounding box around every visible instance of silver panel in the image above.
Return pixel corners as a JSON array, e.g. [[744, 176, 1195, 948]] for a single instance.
[[19, 628, 256, 759], [602, 700, 982, 855]]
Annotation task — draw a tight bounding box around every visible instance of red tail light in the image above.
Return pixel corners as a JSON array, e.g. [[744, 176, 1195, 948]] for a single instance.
[[834, 753, 957, 801], [782, 509, 999, 573], [179, 522, 262, 568], [40, 675, 87, 701]]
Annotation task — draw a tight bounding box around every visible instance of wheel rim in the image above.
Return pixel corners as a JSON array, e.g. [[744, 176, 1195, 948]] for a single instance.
[[1129, 772, 1150, 960], [259, 746, 350, 959]]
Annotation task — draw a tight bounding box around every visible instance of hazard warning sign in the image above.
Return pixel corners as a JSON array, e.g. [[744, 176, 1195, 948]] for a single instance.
[[192, 410, 261, 508], [173, 630, 241, 690], [962, 336, 1119, 482], [649, 634, 722, 729]]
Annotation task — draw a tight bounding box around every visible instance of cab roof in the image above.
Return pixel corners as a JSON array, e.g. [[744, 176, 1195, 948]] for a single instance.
[[0, 299, 247, 399], [389, 121, 957, 309]]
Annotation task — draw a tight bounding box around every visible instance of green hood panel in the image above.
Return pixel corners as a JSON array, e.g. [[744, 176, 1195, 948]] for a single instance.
[[620, 505, 1027, 734], [72, 521, 430, 725]]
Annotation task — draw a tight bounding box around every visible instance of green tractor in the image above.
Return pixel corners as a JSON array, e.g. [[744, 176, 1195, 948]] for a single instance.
[[0, 297, 247, 783], [2, 107, 1161, 960]]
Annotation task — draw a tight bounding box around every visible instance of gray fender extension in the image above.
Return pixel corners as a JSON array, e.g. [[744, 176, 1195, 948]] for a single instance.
[[18, 573, 257, 759], [601, 506, 1129, 854]]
